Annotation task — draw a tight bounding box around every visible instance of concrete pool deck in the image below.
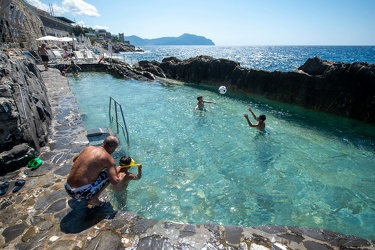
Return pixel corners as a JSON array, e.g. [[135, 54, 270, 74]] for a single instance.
[[0, 67, 373, 249]]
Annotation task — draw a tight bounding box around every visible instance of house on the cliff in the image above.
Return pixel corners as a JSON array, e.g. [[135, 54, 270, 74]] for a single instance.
[[33, 7, 74, 37]]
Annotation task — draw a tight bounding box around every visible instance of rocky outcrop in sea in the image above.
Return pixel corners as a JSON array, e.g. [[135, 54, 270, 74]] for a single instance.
[[102, 42, 144, 53], [136, 56, 375, 123]]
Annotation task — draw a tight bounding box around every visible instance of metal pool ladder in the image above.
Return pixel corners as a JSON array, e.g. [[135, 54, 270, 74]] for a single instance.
[[109, 96, 130, 146]]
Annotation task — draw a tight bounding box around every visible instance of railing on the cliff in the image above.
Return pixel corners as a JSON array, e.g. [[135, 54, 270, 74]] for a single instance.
[[109, 97, 130, 147]]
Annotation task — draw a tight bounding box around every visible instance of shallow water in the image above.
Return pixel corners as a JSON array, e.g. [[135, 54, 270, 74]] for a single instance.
[[69, 72, 375, 239]]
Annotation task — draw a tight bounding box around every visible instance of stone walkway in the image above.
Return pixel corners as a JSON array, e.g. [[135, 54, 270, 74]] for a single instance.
[[0, 67, 374, 249]]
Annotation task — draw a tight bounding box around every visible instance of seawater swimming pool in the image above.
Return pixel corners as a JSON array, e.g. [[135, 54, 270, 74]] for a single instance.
[[68, 72, 375, 239]]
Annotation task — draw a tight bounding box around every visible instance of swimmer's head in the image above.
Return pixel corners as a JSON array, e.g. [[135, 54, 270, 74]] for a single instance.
[[257, 114, 266, 121], [119, 156, 132, 169], [119, 156, 140, 169], [197, 96, 203, 101]]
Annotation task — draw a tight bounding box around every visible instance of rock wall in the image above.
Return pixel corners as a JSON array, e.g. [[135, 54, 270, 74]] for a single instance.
[[138, 56, 375, 123], [1, 0, 44, 49], [0, 51, 51, 174]]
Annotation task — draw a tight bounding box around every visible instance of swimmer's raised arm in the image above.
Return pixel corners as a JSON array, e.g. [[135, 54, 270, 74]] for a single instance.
[[134, 164, 142, 180], [247, 107, 257, 120], [244, 113, 257, 127]]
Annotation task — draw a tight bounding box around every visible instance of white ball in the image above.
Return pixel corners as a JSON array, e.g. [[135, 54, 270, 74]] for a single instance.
[[219, 86, 227, 94]]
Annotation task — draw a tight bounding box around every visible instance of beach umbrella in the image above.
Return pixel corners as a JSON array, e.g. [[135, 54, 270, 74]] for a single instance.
[[36, 35, 60, 41], [59, 37, 76, 42], [87, 37, 92, 47], [73, 35, 77, 50]]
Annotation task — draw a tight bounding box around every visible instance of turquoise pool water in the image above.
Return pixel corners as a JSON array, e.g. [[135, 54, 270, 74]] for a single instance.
[[68, 72, 375, 239]]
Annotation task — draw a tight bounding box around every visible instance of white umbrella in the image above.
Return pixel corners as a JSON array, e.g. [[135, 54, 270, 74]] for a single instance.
[[59, 37, 76, 42], [36, 35, 60, 41], [72, 34, 77, 50]]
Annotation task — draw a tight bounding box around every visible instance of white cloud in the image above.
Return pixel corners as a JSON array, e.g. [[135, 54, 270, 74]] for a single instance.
[[27, 0, 50, 12], [77, 21, 86, 26], [51, 4, 65, 15], [62, 0, 100, 17], [28, 0, 99, 17], [94, 25, 110, 30], [27, 0, 64, 15]]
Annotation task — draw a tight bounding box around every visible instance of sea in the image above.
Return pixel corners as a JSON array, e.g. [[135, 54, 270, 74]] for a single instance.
[[116, 45, 375, 72]]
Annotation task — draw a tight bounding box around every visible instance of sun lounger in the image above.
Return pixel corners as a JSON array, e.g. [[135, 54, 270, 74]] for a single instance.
[[52, 50, 63, 61], [46, 49, 56, 62], [84, 50, 94, 62], [23, 51, 40, 63], [73, 51, 85, 62], [31, 50, 42, 62]]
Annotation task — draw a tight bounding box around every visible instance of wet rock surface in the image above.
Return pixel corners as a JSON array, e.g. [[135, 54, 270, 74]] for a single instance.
[[0, 67, 373, 249]]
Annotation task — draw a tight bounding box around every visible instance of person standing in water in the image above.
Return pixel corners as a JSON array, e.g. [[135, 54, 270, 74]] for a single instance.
[[243, 107, 266, 131], [66, 61, 81, 75], [194, 96, 216, 111], [110, 156, 142, 193]]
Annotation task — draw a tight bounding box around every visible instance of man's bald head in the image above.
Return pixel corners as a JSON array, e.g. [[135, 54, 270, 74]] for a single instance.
[[103, 136, 119, 153]]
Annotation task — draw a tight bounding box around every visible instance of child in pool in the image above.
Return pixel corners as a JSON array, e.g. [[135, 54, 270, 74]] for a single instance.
[[243, 107, 266, 131], [194, 96, 216, 111], [110, 156, 142, 193], [66, 61, 81, 75], [60, 68, 66, 76]]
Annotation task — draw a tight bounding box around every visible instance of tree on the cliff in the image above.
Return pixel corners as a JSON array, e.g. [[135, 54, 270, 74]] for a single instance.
[[111, 36, 120, 43], [72, 25, 84, 37]]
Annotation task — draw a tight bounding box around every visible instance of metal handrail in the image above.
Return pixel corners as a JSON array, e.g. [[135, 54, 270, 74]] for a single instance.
[[109, 96, 129, 146]]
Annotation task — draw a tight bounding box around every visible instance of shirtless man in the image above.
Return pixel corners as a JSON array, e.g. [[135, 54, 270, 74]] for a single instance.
[[65, 136, 126, 207], [110, 156, 142, 193], [243, 107, 266, 131]]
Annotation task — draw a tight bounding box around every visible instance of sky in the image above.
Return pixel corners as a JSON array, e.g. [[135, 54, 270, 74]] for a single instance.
[[28, 0, 375, 46]]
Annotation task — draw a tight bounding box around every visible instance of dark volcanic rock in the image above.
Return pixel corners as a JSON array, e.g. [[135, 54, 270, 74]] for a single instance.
[[104, 58, 155, 81], [0, 52, 52, 174], [138, 55, 375, 123], [102, 42, 144, 53]]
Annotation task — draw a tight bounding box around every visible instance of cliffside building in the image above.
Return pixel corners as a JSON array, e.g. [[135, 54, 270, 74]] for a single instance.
[[33, 8, 74, 37], [119, 33, 124, 42]]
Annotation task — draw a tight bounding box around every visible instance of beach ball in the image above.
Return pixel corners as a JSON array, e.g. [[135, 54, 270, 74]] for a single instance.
[[219, 86, 227, 94]]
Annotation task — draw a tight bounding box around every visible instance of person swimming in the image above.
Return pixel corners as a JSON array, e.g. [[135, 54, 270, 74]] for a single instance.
[[66, 60, 81, 75], [110, 156, 142, 193], [243, 107, 266, 131], [194, 96, 216, 111]]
